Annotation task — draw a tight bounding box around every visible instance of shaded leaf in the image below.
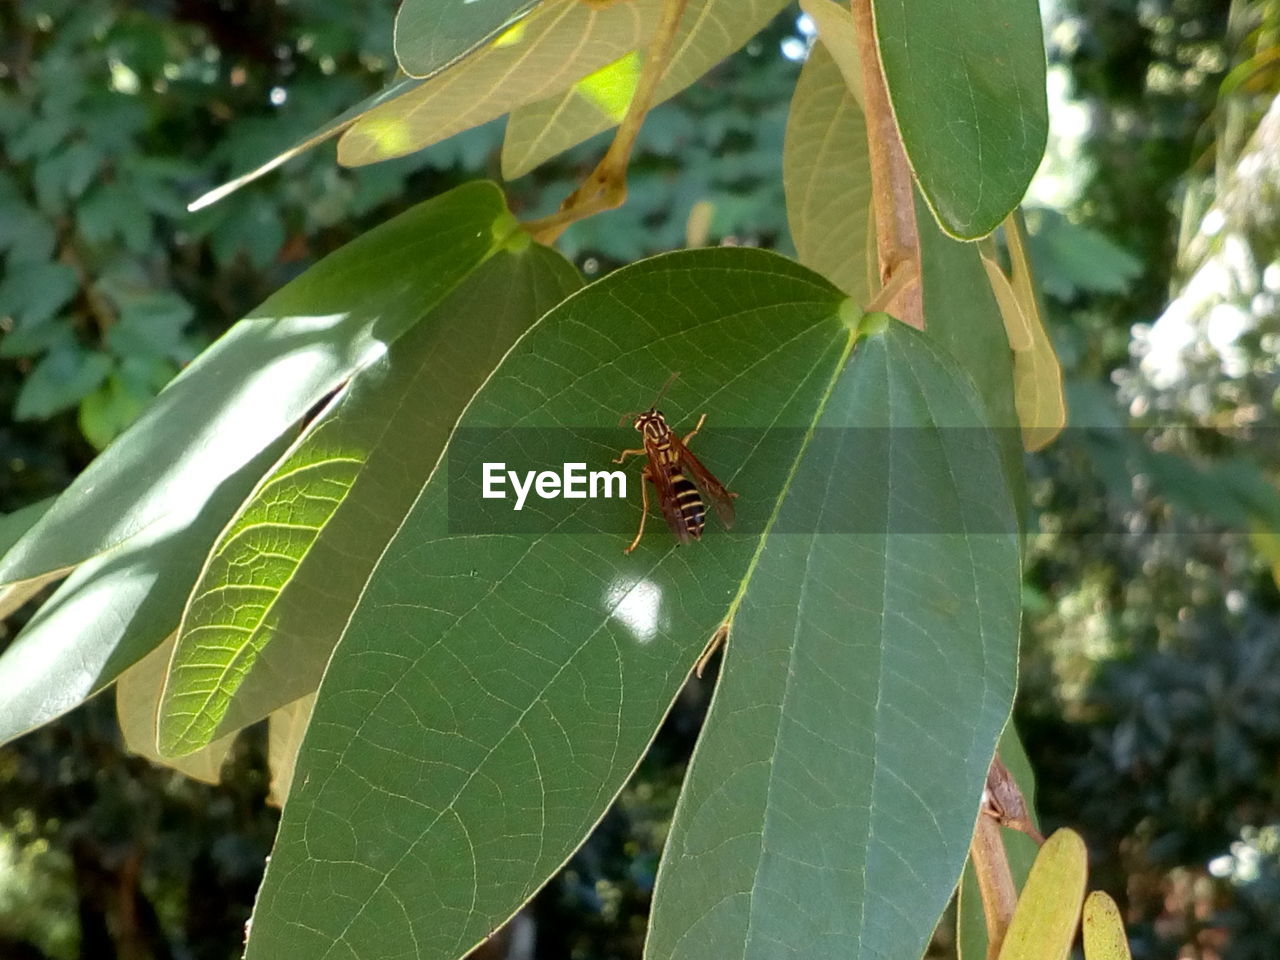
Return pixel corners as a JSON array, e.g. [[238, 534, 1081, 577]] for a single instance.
[[340, 0, 661, 166], [393, 0, 538, 79], [783, 37, 873, 302], [158, 244, 581, 757], [798, 0, 863, 103], [14, 346, 113, 420], [501, 0, 789, 178], [871, 0, 1048, 238], [268, 694, 317, 808], [243, 249, 852, 960]]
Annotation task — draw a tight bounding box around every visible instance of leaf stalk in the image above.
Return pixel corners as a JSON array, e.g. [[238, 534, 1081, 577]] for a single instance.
[[524, 0, 690, 244]]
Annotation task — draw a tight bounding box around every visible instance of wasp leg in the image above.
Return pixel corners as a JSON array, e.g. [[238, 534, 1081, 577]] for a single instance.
[[624, 466, 653, 553], [613, 447, 646, 465], [682, 413, 707, 446]]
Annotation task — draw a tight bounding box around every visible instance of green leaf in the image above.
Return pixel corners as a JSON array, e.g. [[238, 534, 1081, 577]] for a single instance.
[[339, 0, 661, 167], [0, 499, 59, 621], [158, 244, 581, 757], [0, 259, 78, 326], [116, 632, 237, 785], [243, 248, 852, 960], [393, 0, 538, 79], [0, 435, 289, 748], [916, 192, 1024, 509], [0, 182, 510, 588], [501, 0, 789, 179], [782, 36, 874, 301], [1082, 891, 1132, 960], [871, 0, 1048, 238], [997, 829, 1087, 960], [14, 346, 113, 420], [78, 372, 155, 450], [644, 322, 1020, 960]]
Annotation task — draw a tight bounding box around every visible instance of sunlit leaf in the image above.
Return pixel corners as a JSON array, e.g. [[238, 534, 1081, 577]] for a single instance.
[[158, 244, 580, 757], [243, 248, 854, 960], [871, 0, 1048, 238], [997, 829, 1088, 960], [501, 0, 789, 178], [0, 182, 510, 589], [1082, 891, 1132, 960], [644, 321, 1021, 960], [116, 632, 237, 785], [340, 0, 659, 166], [0, 183, 517, 747]]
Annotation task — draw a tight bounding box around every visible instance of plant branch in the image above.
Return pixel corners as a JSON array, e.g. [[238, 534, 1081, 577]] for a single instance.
[[849, 0, 922, 328], [970, 813, 1017, 960], [524, 0, 689, 244]]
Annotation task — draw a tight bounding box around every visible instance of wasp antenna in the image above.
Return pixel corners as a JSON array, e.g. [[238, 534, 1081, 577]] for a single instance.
[[650, 371, 681, 410], [618, 410, 638, 427]]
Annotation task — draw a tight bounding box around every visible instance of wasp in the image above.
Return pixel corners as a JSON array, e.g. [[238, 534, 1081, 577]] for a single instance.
[[613, 374, 738, 553]]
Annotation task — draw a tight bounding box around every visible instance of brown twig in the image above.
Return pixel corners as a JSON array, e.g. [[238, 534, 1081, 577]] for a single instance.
[[969, 751, 1046, 958], [970, 813, 1018, 960], [848, 0, 922, 328], [524, 0, 689, 244]]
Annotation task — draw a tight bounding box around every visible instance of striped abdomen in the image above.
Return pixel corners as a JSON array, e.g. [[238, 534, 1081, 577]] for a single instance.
[[671, 472, 706, 539]]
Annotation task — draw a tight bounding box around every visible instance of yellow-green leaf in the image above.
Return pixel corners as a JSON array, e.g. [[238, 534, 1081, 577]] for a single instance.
[[998, 828, 1088, 960], [1082, 891, 1132, 960], [798, 0, 863, 104], [339, 0, 660, 166], [1002, 215, 1065, 451], [116, 633, 236, 784]]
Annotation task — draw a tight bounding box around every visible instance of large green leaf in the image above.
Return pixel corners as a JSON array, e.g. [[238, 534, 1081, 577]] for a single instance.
[[340, 0, 662, 167], [159, 244, 581, 757], [0, 182, 509, 589], [782, 37, 873, 302], [244, 249, 854, 960], [871, 0, 1047, 238], [644, 321, 1021, 960], [393, 0, 538, 78], [501, 0, 789, 179]]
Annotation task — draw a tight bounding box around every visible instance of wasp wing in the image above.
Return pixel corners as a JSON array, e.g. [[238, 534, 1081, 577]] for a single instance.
[[676, 442, 736, 530]]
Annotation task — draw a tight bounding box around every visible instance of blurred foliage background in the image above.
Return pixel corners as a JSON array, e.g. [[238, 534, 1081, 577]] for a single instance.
[[1, 0, 1279, 957]]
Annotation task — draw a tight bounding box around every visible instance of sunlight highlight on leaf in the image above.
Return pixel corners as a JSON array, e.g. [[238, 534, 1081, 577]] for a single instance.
[[577, 51, 642, 122]]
